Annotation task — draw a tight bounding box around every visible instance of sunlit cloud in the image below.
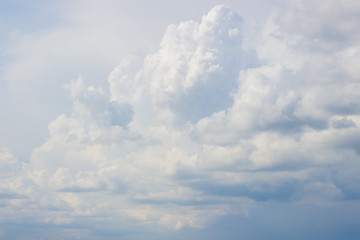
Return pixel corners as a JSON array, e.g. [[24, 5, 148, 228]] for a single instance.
[[1, 1, 360, 239]]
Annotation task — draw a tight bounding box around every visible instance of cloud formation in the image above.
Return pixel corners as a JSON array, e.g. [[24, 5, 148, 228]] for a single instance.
[[1, 1, 360, 239]]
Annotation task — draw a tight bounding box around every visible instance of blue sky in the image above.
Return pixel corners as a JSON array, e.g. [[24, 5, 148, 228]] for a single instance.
[[1, 0, 360, 239]]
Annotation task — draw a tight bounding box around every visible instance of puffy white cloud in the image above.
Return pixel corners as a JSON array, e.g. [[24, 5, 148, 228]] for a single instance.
[[0, 148, 20, 177], [2, 1, 360, 239]]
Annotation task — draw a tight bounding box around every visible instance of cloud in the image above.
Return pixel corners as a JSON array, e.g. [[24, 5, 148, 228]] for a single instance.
[[1, 1, 360, 239], [0, 148, 20, 177]]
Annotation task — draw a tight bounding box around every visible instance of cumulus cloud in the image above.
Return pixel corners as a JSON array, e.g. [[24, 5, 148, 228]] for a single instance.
[[1, 1, 360, 239]]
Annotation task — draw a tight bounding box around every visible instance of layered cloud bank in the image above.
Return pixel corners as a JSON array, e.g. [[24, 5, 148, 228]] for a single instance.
[[1, 1, 360, 239]]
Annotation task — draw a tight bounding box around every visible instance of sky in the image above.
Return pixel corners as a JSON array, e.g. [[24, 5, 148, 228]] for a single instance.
[[0, 0, 360, 239]]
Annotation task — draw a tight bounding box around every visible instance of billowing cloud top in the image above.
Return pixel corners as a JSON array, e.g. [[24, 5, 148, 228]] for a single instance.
[[1, 2, 360, 239]]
